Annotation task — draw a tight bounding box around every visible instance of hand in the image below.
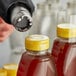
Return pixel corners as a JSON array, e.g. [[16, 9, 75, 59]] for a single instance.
[[0, 17, 14, 42]]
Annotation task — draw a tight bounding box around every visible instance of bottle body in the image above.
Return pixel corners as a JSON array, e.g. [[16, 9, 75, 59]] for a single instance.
[[17, 51, 56, 76], [51, 24, 76, 76], [52, 37, 76, 76], [17, 35, 57, 76]]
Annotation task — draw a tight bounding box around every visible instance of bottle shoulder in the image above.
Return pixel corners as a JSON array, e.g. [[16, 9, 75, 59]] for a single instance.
[[54, 37, 76, 44], [22, 51, 53, 62]]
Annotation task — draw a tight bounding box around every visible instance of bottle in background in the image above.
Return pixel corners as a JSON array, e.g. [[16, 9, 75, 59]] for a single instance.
[[0, 69, 7, 76], [3, 64, 18, 76], [29, 3, 45, 34], [52, 24, 76, 76], [39, 3, 56, 50], [9, 30, 25, 64], [29, 0, 61, 51], [57, 5, 67, 24], [67, 0, 76, 24], [17, 35, 57, 76]]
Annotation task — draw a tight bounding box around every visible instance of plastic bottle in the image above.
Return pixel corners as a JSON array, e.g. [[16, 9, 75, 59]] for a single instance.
[[67, 0, 76, 24], [17, 35, 57, 76], [29, 3, 45, 34], [57, 6, 67, 24], [9, 30, 25, 64], [0, 69, 7, 76], [51, 24, 76, 76], [39, 3, 56, 50], [3, 64, 18, 76]]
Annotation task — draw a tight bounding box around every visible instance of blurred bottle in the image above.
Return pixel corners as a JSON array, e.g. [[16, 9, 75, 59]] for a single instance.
[[51, 0, 60, 24], [3, 64, 18, 76], [0, 69, 7, 76], [67, 0, 76, 24], [29, 0, 60, 50], [39, 4, 56, 50], [9, 30, 26, 64], [57, 6, 67, 24], [51, 24, 76, 76], [29, 3, 45, 34]]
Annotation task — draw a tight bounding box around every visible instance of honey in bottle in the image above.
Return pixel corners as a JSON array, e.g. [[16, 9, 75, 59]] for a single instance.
[[17, 35, 57, 76], [52, 24, 76, 76]]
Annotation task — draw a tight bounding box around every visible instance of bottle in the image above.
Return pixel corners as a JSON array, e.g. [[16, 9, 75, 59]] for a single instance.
[[51, 0, 60, 22], [9, 30, 25, 64], [17, 35, 57, 76], [3, 64, 18, 76], [0, 69, 7, 76], [0, 0, 34, 32], [57, 5, 67, 24], [67, 0, 76, 24], [29, 3, 45, 34], [39, 3, 56, 50], [51, 24, 76, 76]]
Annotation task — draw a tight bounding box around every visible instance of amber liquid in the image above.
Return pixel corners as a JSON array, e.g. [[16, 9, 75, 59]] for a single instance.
[[65, 57, 76, 76], [52, 38, 76, 76], [17, 52, 56, 76]]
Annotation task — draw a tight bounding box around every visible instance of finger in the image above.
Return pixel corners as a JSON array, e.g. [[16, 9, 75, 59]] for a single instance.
[[0, 17, 6, 23], [5, 24, 15, 31], [0, 17, 15, 31], [0, 24, 14, 33]]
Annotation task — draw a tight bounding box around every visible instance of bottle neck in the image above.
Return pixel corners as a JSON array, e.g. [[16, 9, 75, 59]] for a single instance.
[[26, 49, 48, 56], [57, 37, 76, 43]]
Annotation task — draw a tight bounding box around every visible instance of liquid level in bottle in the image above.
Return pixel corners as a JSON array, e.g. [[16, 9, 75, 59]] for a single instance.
[[17, 52, 56, 76]]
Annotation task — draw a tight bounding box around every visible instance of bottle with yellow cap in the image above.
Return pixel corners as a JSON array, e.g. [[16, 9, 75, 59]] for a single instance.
[[0, 69, 7, 76], [3, 64, 18, 76], [17, 35, 57, 76], [51, 23, 76, 76]]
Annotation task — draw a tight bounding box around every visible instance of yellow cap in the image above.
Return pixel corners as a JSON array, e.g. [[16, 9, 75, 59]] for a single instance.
[[0, 69, 7, 76], [3, 64, 18, 76], [57, 24, 76, 38], [25, 35, 49, 51]]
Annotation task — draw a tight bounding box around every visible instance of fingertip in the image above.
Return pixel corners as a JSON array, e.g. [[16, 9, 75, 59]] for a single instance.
[[0, 17, 5, 23]]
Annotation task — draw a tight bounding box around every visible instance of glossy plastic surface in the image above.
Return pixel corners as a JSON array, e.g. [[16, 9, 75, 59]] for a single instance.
[[17, 51, 57, 76], [52, 38, 76, 76]]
